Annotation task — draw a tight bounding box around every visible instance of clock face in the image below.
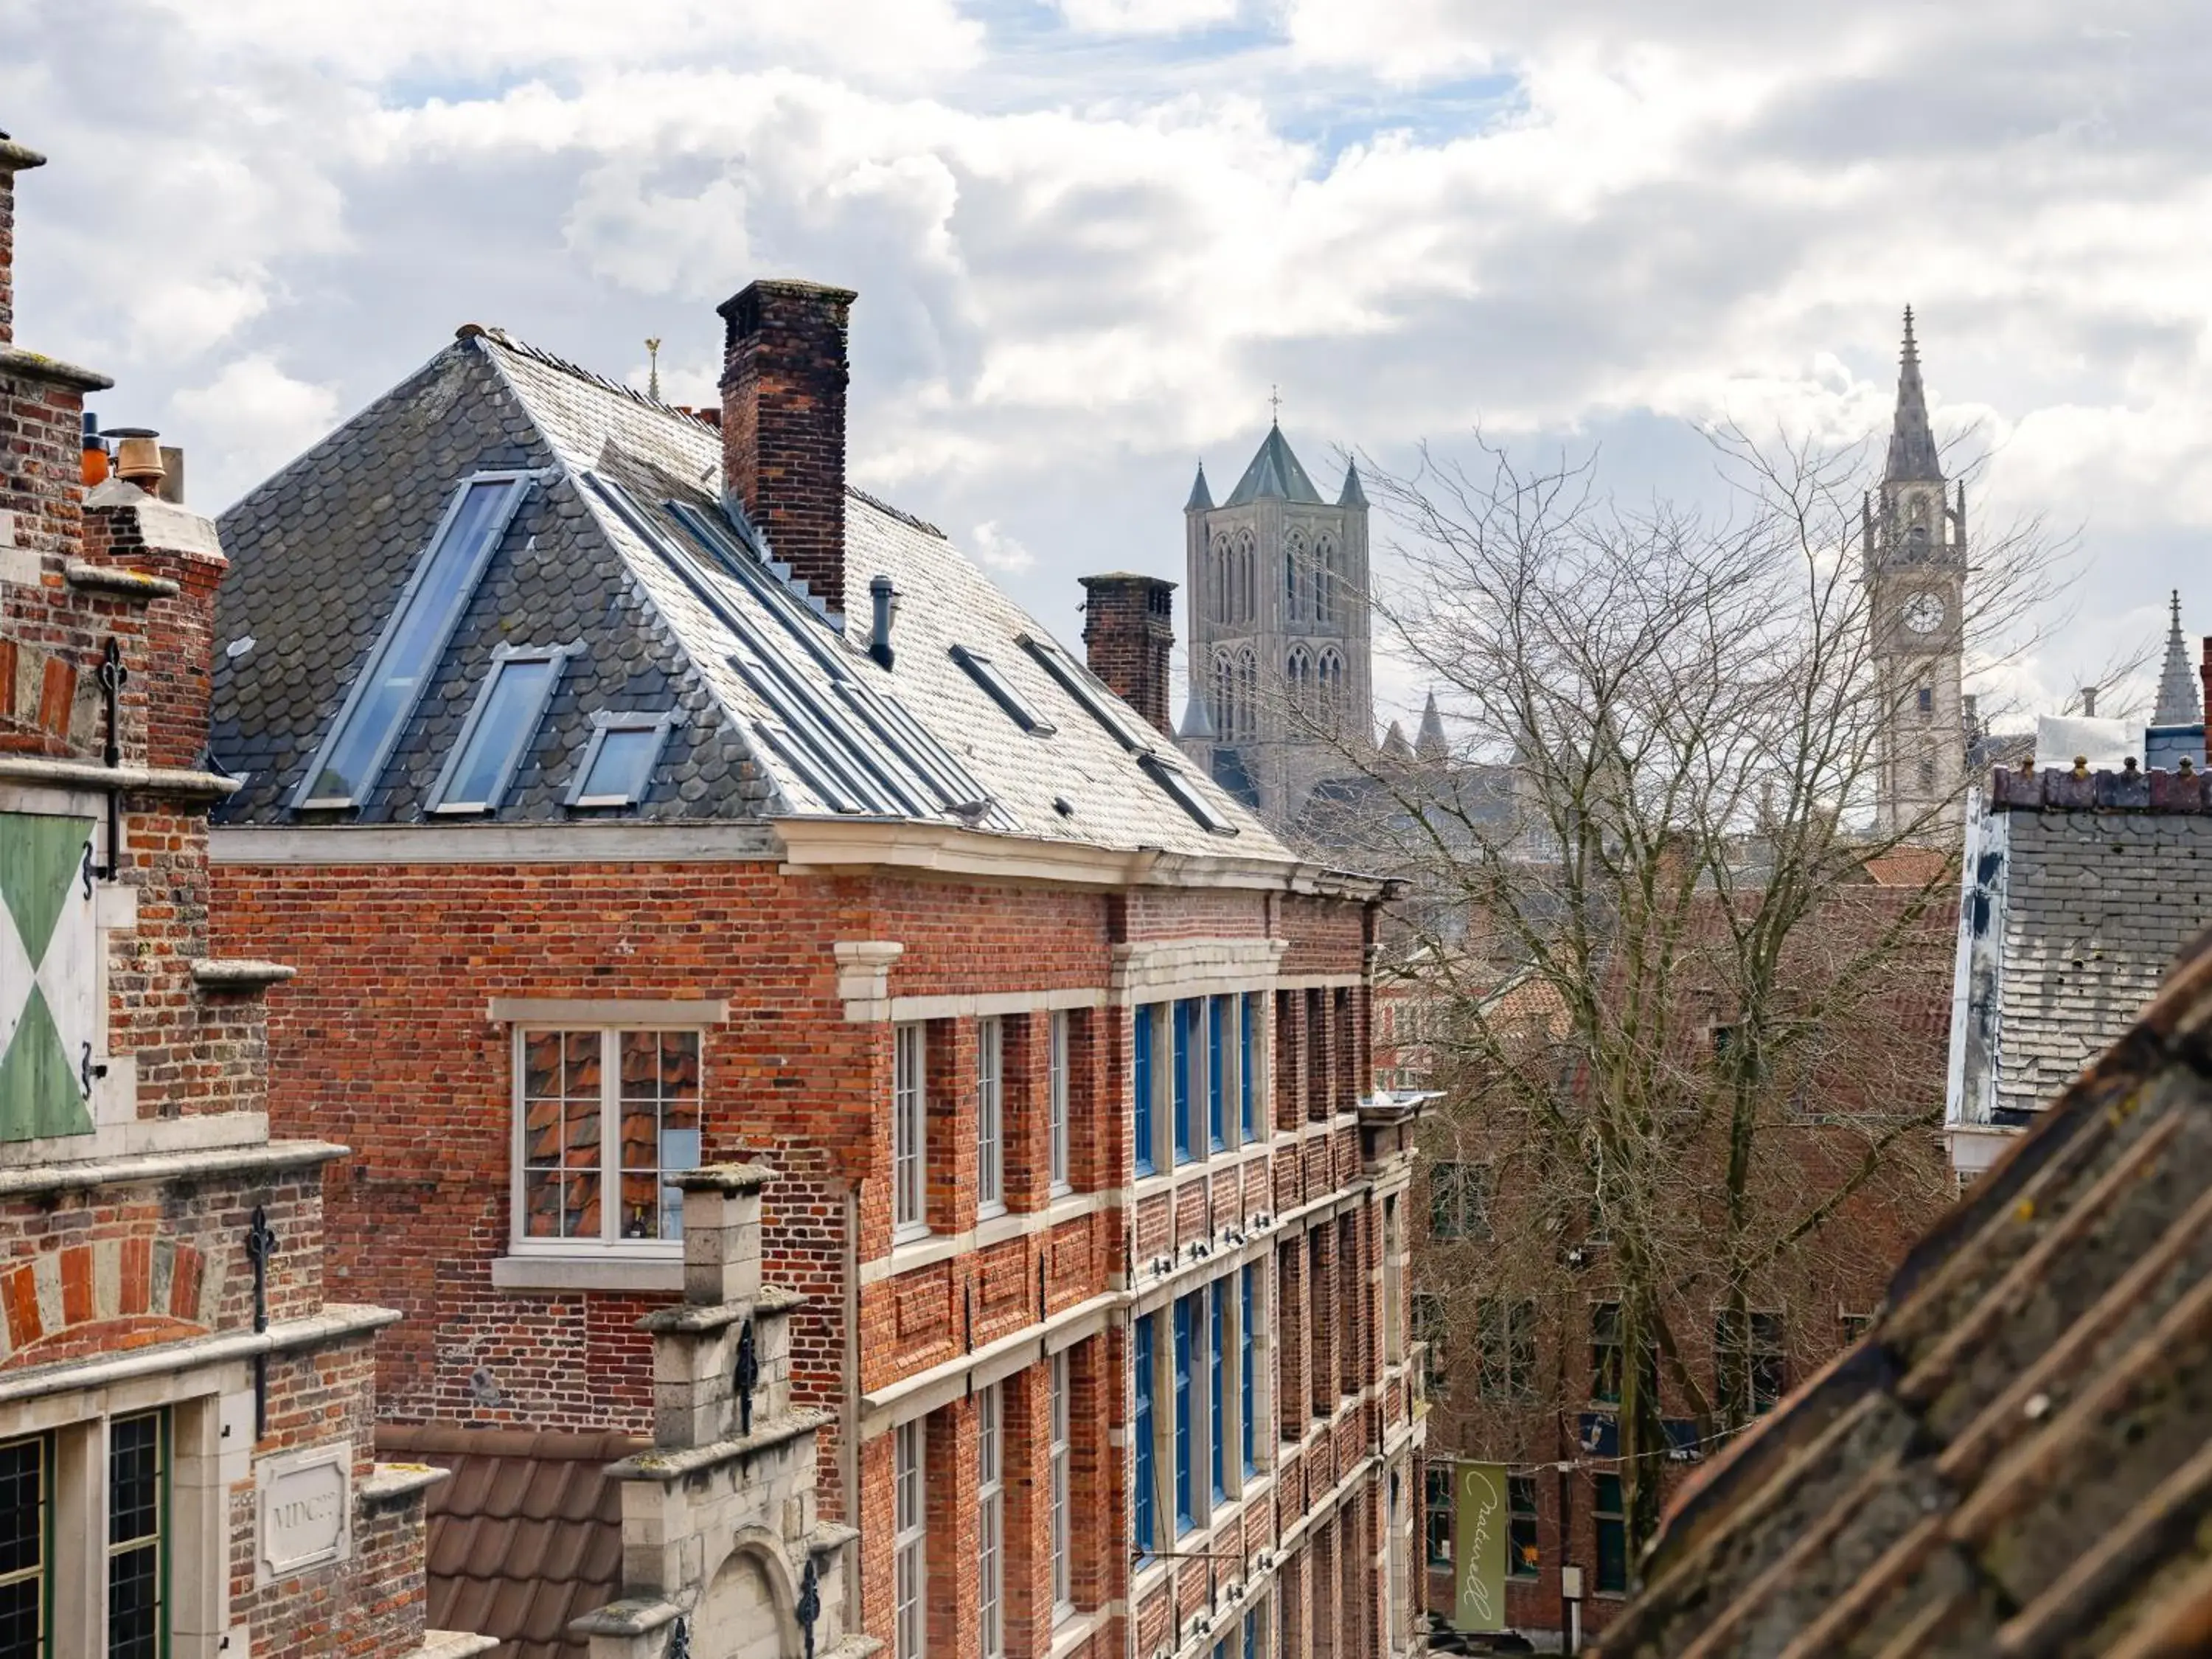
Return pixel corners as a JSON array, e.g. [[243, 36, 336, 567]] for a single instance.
[[1902, 592, 1946, 636]]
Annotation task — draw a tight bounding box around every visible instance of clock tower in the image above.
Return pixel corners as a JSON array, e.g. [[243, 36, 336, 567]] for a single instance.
[[1867, 309, 1969, 841]]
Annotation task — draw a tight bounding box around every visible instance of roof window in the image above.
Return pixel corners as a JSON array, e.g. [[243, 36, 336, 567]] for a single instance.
[[293, 471, 534, 809], [950, 644, 1056, 736], [567, 711, 678, 810], [1141, 753, 1239, 836], [1018, 633, 1154, 752], [429, 644, 571, 813]]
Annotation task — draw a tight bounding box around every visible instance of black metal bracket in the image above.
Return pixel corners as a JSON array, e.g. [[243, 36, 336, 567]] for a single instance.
[[796, 1557, 821, 1659], [734, 1318, 759, 1437], [665, 1614, 690, 1659], [97, 638, 128, 878], [245, 1206, 279, 1436]]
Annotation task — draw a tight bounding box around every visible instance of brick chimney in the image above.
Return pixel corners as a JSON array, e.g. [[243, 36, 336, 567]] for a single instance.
[[1, 132, 44, 347], [716, 279, 858, 622], [1079, 572, 1177, 739]]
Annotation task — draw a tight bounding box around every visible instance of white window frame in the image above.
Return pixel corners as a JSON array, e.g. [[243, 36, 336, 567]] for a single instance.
[[894, 1023, 929, 1242], [293, 469, 538, 810], [977, 1382, 1004, 1659], [1048, 1010, 1071, 1195], [566, 709, 681, 809], [428, 642, 574, 813], [1049, 1351, 1074, 1621], [976, 1017, 1005, 1217], [895, 1419, 926, 1659], [510, 1025, 704, 1255]]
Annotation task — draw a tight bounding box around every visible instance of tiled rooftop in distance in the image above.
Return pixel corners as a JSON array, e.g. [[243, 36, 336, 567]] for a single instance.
[[377, 1424, 642, 1659]]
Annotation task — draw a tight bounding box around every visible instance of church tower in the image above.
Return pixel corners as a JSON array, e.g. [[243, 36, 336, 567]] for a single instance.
[[1179, 420, 1374, 826], [1868, 310, 1969, 841]]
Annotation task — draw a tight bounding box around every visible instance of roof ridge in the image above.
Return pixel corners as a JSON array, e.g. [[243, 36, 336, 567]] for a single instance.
[[846, 484, 945, 540], [467, 325, 709, 427]]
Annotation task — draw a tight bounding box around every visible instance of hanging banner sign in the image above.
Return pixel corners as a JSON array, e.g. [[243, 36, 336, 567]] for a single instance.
[[1453, 1461, 1510, 1632]]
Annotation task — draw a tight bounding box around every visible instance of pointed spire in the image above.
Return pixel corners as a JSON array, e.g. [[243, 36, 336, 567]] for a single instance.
[[1885, 306, 1944, 484], [2153, 590, 2203, 726], [1338, 459, 1367, 509], [1381, 719, 1413, 762], [1415, 691, 1448, 762], [645, 337, 663, 403], [1225, 425, 1326, 507], [1178, 684, 1217, 741], [1185, 461, 1214, 513]]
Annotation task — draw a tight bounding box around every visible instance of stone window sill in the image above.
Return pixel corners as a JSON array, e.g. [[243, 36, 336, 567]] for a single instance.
[[492, 1253, 684, 1294]]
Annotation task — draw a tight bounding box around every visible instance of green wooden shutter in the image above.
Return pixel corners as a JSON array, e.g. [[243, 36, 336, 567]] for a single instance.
[[0, 812, 99, 1140]]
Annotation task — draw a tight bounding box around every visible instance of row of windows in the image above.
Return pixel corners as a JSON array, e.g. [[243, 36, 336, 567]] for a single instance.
[[1, 1411, 167, 1659], [894, 1014, 1074, 1240], [1131, 1267, 1262, 1559], [892, 1354, 1079, 1659], [1412, 1293, 1795, 1415], [1201, 528, 1349, 629], [1131, 995, 1262, 1178]]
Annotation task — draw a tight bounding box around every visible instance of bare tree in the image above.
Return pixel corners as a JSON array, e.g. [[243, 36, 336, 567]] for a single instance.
[[1310, 430, 2070, 1571]]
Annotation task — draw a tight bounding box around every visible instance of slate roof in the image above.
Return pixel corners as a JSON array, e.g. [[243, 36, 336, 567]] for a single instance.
[[1952, 765, 2212, 1137], [377, 1424, 641, 1659], [1596, 922, 2212, 1659], [211, 328, 1290, 863], [1222, 422, 1326, 507]]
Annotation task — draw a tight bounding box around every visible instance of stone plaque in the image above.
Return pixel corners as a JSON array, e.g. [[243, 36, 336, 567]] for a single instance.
[[257, 1443, 352, 1584]]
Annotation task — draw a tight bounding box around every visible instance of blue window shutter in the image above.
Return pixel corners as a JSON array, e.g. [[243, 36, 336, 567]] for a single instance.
[[1210, 1281, 1227, 1502], [1133, 1315, 1155, 1555], [1207, 996, 1225, 1151], [1172, 1001, 1192, 1164], [1239, 995, 1255, 1139], [1133, 1008, 1154, 1175], [1241, 1267, 1256, 1475], [1173, 1296, 1194, 1533]]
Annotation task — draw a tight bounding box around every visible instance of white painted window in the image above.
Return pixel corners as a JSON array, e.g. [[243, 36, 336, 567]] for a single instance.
[[1050, 1351, 1074, 1621], [894, 1023, 928, 1239], [895, 1419, 926, 1659], [1048, 1011, 1071, 1193], [513, 1028, 702, 1250], [978, 1383, 1004, 1659], [976, 1018, 1004, 1216]]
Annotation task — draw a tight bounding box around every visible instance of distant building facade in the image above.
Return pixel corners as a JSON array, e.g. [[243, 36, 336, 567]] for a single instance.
[[206, 280, 1425, 1658], [0, 136, 458, 1659], [1178, 426, 1374, 827]]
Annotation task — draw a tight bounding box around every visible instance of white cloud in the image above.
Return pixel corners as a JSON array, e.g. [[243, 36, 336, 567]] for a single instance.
[[1055, 0, 1241, 35], [969, 521, 1037, 574], [166, 355, 341, 505]]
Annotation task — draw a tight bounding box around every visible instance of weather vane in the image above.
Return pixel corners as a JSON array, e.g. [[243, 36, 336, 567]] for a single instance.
[[1269, 383, 1281, 423], [646, 338, 662, 402]]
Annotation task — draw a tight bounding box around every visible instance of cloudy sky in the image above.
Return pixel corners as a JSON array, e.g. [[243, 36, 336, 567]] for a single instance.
[[5, 0, 2206, 729]]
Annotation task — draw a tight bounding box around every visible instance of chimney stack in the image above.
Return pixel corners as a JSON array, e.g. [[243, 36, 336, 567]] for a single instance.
[[717, 279, 858, 623], [2201, 638, 2211, 731], [1, 133, 47, 347], [1079, 572, 1177, 739]]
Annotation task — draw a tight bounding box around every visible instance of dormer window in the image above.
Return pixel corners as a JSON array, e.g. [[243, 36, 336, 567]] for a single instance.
[[566, 712, 678, 810], [950, 644, 1055, 736], [428, 644, 572, 813], [293, 471, 533, 810]]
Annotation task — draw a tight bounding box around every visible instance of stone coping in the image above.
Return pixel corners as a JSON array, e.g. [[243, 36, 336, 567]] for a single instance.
[[0, 1303, 399, 1408], [63, 561, 181, 600], [0, 344, 113, 392], [190, 958, 298, 990], [0, 754, 237, 799], [670, 1162, 775, 1193], [637, 1284, 805, 1336], [358, 1462, 451, 1507], [0, 1136, 348, 1197], [605, 1408, 835, 1484], [569, 1596, 683, 1638]]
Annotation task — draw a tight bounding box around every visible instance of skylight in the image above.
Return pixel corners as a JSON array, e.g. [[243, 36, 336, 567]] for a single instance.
[[567, 712, 676, 809], [1140, 753, 1239, 836], [293, 472, 533, 809], [1017, 633, 1154, 753], [950, 644, 1056, 736], [430, 645, 569, 813]]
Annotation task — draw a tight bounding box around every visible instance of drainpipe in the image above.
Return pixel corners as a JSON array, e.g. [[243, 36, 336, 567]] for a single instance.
[[843, 1177, 862, 1637]]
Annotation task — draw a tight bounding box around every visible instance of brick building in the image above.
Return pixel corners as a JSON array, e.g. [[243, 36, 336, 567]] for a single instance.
[[1949, 742, 2212, 1180], [0, 136, 465, 1659], [203, 277, 1427, 1656]]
